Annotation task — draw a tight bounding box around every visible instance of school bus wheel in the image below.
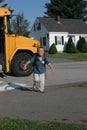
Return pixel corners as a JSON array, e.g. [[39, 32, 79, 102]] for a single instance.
[[11, 52, 33, 76]]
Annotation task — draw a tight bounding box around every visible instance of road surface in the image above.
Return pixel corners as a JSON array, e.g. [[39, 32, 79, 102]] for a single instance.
[[0, 61, 87, 123]]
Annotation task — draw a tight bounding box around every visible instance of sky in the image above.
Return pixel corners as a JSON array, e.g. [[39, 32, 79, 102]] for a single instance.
[[5, 0, 50, 28]]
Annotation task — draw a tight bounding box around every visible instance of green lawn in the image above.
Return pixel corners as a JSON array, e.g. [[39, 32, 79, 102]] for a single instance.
[[0, 118, 87, 130], [46, 53, 87, 61]]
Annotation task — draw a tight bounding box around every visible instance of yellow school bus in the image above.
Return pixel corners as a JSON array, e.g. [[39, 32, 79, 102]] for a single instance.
[[0, 8, 40, 76]]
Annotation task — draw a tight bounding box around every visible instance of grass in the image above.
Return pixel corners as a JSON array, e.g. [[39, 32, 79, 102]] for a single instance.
[[0, 118, 87, 130], [46, 52, 87, 61]]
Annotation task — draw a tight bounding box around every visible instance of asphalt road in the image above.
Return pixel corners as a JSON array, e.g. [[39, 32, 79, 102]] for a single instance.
[[0, 61, 87, 123], [1, 61, 87, 87]]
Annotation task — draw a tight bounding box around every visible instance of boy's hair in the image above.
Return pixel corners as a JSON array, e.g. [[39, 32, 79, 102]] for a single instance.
[[37, 47, 44, 52]]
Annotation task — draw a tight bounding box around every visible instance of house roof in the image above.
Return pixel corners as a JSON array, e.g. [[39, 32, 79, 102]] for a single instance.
[[37, 17, 87, 34]]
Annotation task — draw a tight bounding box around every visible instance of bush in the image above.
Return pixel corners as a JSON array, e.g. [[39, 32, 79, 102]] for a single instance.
[[77, 37, 87, 53], [49, 43, 57, 54], [66, 37, 77, 53]]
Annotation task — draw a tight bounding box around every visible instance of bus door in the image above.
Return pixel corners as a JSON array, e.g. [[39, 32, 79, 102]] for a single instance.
[[0, 17, 5, 71]]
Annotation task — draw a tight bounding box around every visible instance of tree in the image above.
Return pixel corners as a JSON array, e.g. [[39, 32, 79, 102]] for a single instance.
[[0, 0, 7, 7], [49, 43, 57, 54], [77, 37, 87, 53], [11, 13, 30, 37], [66, 37, 77, 53], [45, 0, 87, 20]]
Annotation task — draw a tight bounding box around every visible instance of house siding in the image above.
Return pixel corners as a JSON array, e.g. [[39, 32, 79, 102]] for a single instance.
[[49, 32, 68, 52], [30, 18, 49, 50], [69, 34, 87, 46]]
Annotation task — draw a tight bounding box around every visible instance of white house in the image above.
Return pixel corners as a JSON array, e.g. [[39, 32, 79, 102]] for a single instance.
[[30, 17, 87, 52]]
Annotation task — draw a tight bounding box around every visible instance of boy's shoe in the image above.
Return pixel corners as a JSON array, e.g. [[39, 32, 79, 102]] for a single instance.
[[33, 85, 37, 89], [39, 90, 45, 93]]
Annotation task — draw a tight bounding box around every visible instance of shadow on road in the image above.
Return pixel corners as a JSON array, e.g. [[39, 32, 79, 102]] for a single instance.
[[5, 83, 40, 93]]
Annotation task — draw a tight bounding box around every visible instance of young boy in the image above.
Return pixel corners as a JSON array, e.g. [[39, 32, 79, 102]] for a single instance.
[[23, 47, 54, 93]]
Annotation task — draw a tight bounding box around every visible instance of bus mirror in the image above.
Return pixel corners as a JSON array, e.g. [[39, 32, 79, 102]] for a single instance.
[[16, 16, 20, 34]]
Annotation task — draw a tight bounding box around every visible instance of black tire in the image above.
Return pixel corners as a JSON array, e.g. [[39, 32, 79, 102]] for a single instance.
[[11, 52, 33, 76]]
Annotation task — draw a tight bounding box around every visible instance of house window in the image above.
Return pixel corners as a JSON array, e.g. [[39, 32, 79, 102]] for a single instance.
[[40, 37, 46, 46], [55, 36, 57, 45], [34, 24, 36, 32], [40, 37, 43, 46], [58, 36, 62, 44], [34, 23, 41, 31], [55, 36, 64, 45], [43, 37, 46, 46], [37, 23, 41, 30], [68, 36, 75, 43], [62, 36, 64, 45]]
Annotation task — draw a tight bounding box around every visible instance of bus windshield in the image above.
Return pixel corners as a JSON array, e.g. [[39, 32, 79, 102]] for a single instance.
[[0, 17, 4, 36], [7, 15, 20, 35]]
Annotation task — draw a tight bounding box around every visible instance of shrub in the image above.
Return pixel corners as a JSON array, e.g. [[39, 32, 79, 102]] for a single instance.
[[49, 43, 57, 54], [77, 37, 87, 53], [66, 37, 77, 53]]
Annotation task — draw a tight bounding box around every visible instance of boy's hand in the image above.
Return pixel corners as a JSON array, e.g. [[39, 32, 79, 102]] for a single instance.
[[23, 61, 30, 71], [51, 69, 54, 74], [23, 64, 27, 71], [48, 63, 54, 74]]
